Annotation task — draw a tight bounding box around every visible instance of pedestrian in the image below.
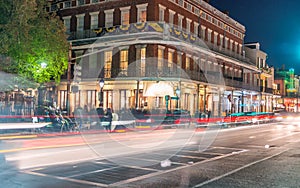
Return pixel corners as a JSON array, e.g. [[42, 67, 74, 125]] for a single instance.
[[207, 110, 211, 119], [74, 106, 84, 130], [96, 105, 104, 126], [105, 108, 113, 132]]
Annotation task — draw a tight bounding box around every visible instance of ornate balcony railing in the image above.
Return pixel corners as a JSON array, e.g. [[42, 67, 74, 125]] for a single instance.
[[71, 22, 258, 90], [69, 22, 253, 65]]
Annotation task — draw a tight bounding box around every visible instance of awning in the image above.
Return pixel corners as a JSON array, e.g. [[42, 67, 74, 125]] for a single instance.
[[143, 82, 175, 97]]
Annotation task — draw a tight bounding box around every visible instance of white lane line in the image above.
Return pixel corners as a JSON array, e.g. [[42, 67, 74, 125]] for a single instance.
[[24, 170, 109, 187], [267, 132, 300, 142], [68, 166, 120, 178], [110, 149, 247, 187], [192, 148, 289, 188]]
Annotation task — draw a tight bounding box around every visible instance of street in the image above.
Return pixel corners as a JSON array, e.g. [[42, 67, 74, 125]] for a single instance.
[[0, 121, 300, 187]]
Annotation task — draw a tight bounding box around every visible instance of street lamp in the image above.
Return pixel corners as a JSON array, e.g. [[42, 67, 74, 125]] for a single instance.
[[99, 78, 105, 107], [241, 90, 245, 112], [175, 87, 180, 109]]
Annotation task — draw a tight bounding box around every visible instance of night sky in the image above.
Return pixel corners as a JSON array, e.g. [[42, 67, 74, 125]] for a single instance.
[[210, 0, 300, 74]]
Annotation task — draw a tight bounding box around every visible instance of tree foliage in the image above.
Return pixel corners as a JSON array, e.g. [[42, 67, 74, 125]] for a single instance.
[[0, 0, 68, 84]]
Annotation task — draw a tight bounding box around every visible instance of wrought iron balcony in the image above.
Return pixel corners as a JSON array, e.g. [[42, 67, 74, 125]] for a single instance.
[[260, 86, 273, 94], [68, 22, 252, 65]]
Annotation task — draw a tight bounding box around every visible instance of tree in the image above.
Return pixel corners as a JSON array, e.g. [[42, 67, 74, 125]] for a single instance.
[[0, 0, 68, 85]]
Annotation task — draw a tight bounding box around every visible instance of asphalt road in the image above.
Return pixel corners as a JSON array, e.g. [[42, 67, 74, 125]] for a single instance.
[[1, 121, 300, 188]]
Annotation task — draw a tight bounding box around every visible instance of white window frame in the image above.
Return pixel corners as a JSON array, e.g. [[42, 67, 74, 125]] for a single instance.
[[158, 45, 165, 72], [77, 0, 84, 6], [169, 10, 175, 25], [186, 54, 191, 71], [140, 47, 146, 76], [201, 25, 206, 39], [201, 11, 206, 19], [186, 18, 191, 33], [230, 39, 234, 51], [63, 16, 71, 33], [194, 22, 199, 36], [168, 49, 174, 71], [64, 1, 71, 8], [219, 34, 224, 47], [120, 6, 130, 25], [234, 42, 238, 52], [104, 9, 114, 28], [177, 52, 182, 73], [104, 50, 112, 78], [225, 37, 229, 49], [187, 3, 192, 11], [207, 29, 212, 42], [120, 48, 129, 75], [136, 3, 148, 23], [76, 14, 85, 31], [178, 14, 184, 29], [214, 32, 218, 45], [89, 12, 98, 29], [178, 0, 184, 6], [158, 4, 166, 22]]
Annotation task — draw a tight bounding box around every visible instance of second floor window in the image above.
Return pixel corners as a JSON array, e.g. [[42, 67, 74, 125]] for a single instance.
[[140, 47, 146, 76], [159, 5, 165, 22], [120, 50, 128, 75], [185, 56, 190, 71], [90, 12, 98, 29], [169, 10, 175, 25], [105, 9, 114, 28], [63, 16, 71, 33], [207, 29, 212, 42], [158, 46, 164, 72], [121, 8, 130, 25], [137, 4, 148, 23], [76, 14, 85, 31], [168, 50, 174, 71], [104, 51, 112, 78], [186, 19, 191, 33], [178, 15, 183, 29]]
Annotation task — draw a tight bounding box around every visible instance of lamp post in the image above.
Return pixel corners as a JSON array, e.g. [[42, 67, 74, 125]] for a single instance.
[[99, 78, 105, 107], [66, 42, 72, 116], [175, 87, 181, 109], [241, 90, 245, 113]]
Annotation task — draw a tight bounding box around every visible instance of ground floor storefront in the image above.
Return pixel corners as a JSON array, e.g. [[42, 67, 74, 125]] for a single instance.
[[55, 79, 278, 118]]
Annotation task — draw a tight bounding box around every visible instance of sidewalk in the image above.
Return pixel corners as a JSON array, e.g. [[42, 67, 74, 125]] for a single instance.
[[0, 122, 50, 130]]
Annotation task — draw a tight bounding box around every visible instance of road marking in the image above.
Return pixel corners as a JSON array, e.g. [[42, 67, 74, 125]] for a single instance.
[[24, 170, 109, 187], [68, 166, 120, 178], [0, 135, 37, 140], [192, 148, 289, 188], [0, 142, 87, 153], [267, 132, 300, 142], [109, 148, 247, 187]]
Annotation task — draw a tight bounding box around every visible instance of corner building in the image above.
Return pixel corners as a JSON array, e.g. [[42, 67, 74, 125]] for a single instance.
[[50, 0, 260, 116]]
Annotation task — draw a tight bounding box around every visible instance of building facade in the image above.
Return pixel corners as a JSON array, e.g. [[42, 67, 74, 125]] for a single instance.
[[244, 42, 274, 112], [274, 68, 300, 112], [49, 0, 261, 116]]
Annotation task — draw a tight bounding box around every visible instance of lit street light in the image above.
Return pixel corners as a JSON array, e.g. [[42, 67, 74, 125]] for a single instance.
[[99, 78, 104, 107], [175, 87, 180, 109]]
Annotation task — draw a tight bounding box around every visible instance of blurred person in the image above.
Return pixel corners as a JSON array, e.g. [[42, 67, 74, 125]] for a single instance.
[[105, 108, 113, 132]]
